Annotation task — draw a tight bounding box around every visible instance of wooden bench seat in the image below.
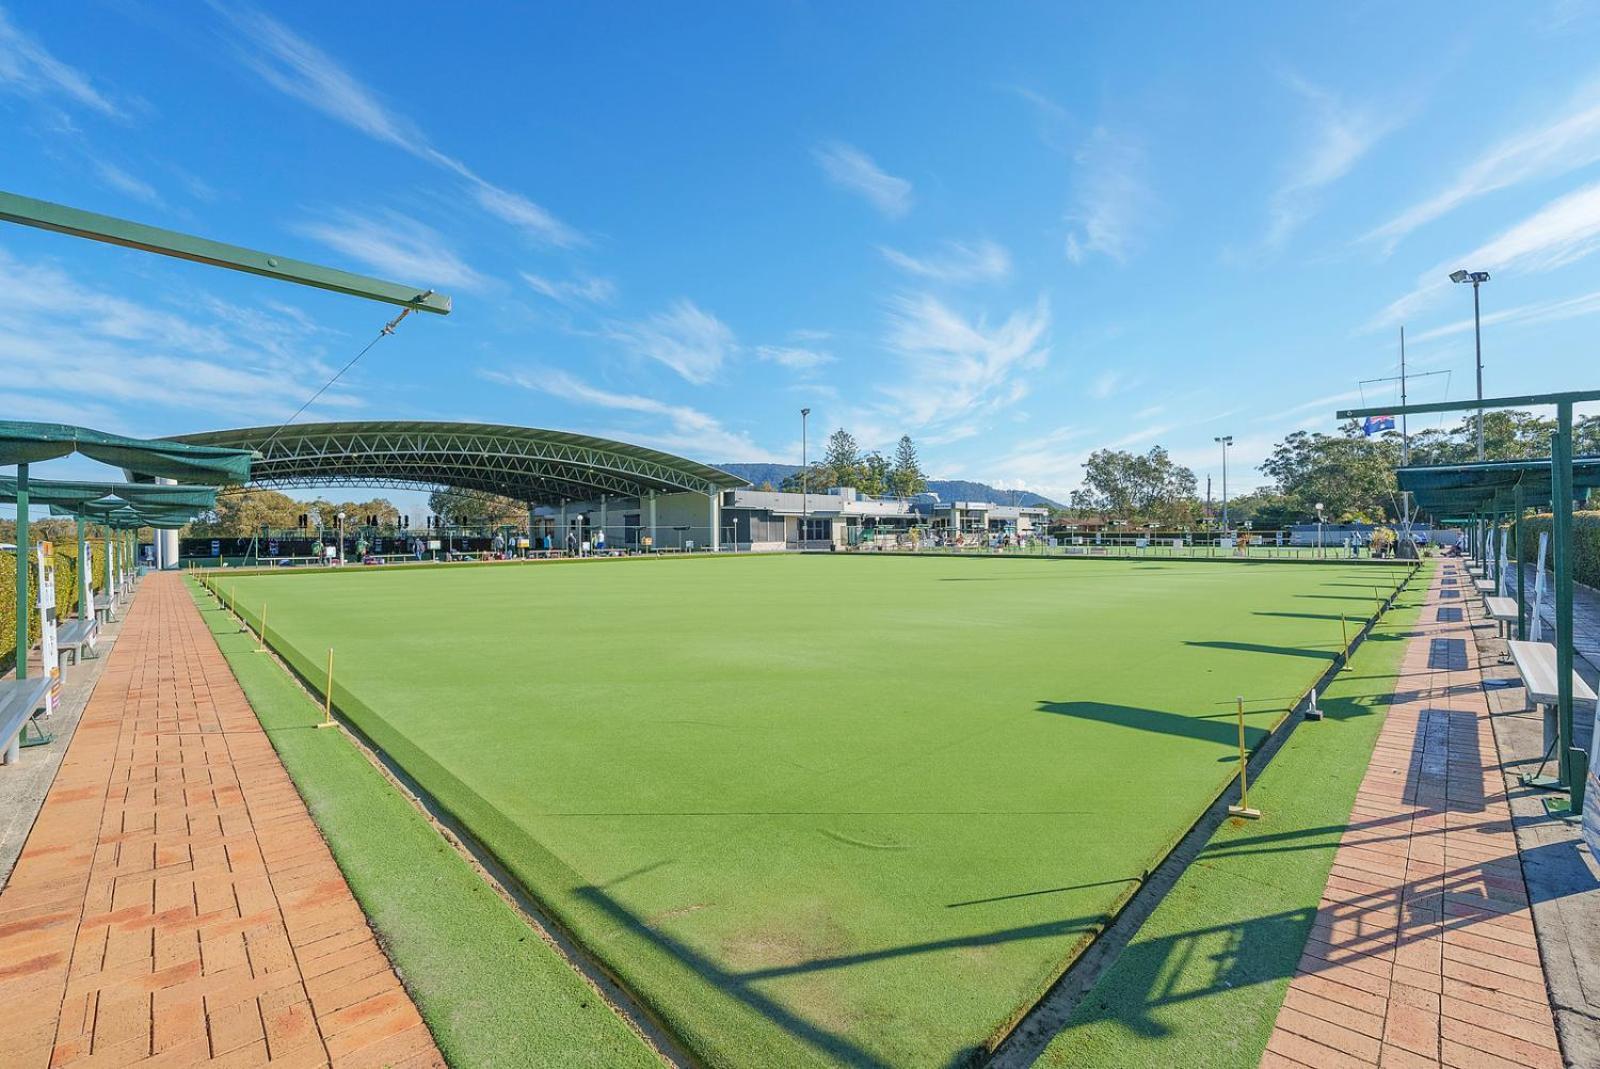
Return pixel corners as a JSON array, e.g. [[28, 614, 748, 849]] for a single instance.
[[57, 618, 97, 665], [1484, 596, 1519, 637], [1, 675, 53, 764], [1508, 639, 1598, 707]]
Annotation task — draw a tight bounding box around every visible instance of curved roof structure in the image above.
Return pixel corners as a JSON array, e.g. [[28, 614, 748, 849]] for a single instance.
[[166, 421, 745, 505]]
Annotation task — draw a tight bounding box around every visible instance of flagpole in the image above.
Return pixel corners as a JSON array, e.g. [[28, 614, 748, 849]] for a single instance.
[[1400, 325, 1409, 466]]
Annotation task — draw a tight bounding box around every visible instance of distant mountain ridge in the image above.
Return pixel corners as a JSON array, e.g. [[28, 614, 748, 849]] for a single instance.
[[710, 462, 1062, 509]]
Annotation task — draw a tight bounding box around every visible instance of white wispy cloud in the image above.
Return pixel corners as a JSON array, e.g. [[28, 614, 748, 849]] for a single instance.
[[874, 293, 1050, 432], [1089, 370, 1130, 400], [294, 209, 484, 289], [481, 368, 779, 460], [813, 141, 913, 219], [217, 5, 581, 246], [1366, 84, 1600, 251], [91, 160, 161, 205], [1409, 287, 1600, 342], [1064, 126, 1152, 264], [1373, 180, 1600, 327], [1265, 77, 1398, 247], [0, 247, 358, 421], [755, 345, 834, 371], [0, 7, 121, 116], [605, 300, 735, 384], [522, 271, 616, 306], [880, 239, 1011, 284]]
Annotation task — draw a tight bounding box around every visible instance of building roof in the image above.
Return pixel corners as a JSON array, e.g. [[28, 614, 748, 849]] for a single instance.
[[166, 421, 745, 505]]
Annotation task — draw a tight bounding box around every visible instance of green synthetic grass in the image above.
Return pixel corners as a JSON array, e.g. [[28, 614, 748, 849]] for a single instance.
[[1039, 562, 1430, 1068], [213, 554, 1411, 1069], [183, 578, 659, 1069]]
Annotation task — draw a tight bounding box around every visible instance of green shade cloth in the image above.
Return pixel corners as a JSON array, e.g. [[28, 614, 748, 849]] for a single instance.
[[0, 475, 218, 510], [47, 503, 199, 529], [1397, 456, 1600, 517], [0, 421, 252, 483]]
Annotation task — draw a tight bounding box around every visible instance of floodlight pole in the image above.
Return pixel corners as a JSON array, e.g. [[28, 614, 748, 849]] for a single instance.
[[1215, 436, 1233, 530], [800, 408, 811, 550], [1450, 269, 1490, 460], [1474, 282, 1485, 461]]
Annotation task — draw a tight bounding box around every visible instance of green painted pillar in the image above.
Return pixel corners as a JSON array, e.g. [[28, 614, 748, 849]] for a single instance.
[[1554, 408, 1576, 794], [76, 515, 88, 625], [14, 462, 28, 681], [1515, 484, 1526, 641]]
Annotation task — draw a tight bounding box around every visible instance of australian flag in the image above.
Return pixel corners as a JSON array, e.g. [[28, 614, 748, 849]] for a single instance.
[[1363, 414, 1396, 436]]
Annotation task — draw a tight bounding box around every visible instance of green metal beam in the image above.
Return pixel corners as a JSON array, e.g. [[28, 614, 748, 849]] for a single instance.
[[1339, 389, 1600, 420], [0, 190, 450, 315]]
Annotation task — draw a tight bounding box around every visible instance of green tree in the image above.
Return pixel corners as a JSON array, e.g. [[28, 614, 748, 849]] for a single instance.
[[859, 453, 891, 498], [1073, 446, 1199, 523], [822, 428, 863, 489], [1258, 423, 1401, 522], [889, 435, 928, 498], [428, 488, 526, 526], [186, 487, 303, 535]]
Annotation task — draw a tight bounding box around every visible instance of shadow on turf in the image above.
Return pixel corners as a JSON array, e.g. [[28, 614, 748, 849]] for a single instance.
[[1184, 640, 1339, 661], [1036, 701, 1266, 749], [571, 880, 1110, 1069]]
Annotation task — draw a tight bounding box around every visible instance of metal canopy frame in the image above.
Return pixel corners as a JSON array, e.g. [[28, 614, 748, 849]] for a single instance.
[[1341, 389, 1600, 818], [165, 421, 747, 506], [0, 190, 451, 315]]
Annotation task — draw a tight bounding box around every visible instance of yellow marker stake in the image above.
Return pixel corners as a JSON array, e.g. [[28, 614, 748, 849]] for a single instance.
[[255, 603, 268, 653], [1228, 696, 1262, 819], [316, 648, 338, 728], [1340, 613, 1349, 655]]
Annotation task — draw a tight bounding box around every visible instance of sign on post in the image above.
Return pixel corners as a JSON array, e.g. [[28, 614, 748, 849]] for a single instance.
[[35, 542, 60, 715], [81, 541, 96, 648]]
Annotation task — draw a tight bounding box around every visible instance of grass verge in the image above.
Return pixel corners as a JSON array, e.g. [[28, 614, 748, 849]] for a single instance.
[[1037, 562, 1432, 1068], [183, 576, 659, 1069]]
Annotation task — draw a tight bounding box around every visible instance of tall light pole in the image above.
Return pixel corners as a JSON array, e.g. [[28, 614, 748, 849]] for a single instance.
[[336, 511, 346, 565], [1315, 501, 1325, 559], [1449, 269, 1491, 460], [1215, 435, 1233, 531], [800, 408, 810, 549]]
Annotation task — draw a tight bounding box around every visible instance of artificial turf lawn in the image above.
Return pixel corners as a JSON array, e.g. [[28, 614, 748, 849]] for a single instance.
[[183, 577, 659, 1069], [214, 554, 1412, 1068], [1039, 562, 1430, 1068]]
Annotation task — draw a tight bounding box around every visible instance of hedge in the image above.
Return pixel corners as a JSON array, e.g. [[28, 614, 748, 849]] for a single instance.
[[0, 542, 107, 676], [1516, 511, 1600, 590]]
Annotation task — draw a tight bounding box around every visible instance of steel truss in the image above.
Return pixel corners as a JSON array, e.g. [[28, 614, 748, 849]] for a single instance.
[[170, 422, 743, 506]]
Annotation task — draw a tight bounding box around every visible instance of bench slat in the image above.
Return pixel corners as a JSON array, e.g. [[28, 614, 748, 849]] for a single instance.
[[1507, 639, 1598, 705]]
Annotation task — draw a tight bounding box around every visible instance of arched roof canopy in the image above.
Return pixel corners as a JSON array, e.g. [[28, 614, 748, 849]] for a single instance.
[[165, 421, 745, 505]]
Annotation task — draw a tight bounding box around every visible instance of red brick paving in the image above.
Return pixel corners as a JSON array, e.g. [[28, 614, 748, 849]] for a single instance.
[[1262, 561, 1563, 1069], [0, 573, 444, 1068]]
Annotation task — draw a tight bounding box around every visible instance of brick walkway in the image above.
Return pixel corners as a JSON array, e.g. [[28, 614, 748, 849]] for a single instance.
[[0, 573, 443, 1068], [1262, 562, 1563, 1068]]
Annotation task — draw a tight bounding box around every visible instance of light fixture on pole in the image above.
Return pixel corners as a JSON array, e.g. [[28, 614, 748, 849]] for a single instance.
[[1449, 269, 1491, 460], [800, 408, 810, 550], [336, 511, 346, 565], [1214, 435, 1233, 531], [1314, 502, 1325, 559]]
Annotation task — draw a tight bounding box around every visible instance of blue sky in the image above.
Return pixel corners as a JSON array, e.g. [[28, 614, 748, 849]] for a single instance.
[[6, 2, 1600, 514]]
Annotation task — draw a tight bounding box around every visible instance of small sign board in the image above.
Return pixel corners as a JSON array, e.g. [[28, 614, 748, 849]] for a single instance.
[[36, 542, 60, 714]]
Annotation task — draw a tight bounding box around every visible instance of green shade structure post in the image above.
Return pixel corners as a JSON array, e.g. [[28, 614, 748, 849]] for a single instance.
[[1554, 412, 1576, 793], [76, 515, 87, 625], [14, 462, 28, 680], [1515, 483, 1526, 640]]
